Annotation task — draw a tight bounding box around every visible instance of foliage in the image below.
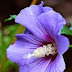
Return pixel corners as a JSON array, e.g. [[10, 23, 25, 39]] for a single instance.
[[70, 22, 72, 31], [5, 15, 17, 22], [0, 23, 25, 72], [61, 25, 72, 36], [61, 24, 72, 48]]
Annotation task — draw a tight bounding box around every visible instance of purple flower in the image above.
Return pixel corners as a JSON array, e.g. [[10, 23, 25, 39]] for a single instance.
[[7, 2, 69, 72]]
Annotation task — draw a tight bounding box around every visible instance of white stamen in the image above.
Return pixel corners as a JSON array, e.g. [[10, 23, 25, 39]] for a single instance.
[[25, 44, 57, 59], [27, 53, 34, 58], [33, 44, 57, 58], [23, 53, 34, 59]]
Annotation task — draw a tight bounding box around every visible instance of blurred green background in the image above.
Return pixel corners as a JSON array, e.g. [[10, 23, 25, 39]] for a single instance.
[[0, 0, 72, 72]]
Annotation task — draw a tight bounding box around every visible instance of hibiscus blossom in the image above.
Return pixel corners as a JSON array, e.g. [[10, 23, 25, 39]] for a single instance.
[[7, 2, 69, 72]]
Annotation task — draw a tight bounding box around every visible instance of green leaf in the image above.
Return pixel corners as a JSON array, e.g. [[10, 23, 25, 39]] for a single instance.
[[61, 25, 72, 35], [69, 45, 72, 48], [0, 30, 3, 64], [0, 24, 25, 72], [2, 59, 18, 72], [5, 15, 17, 22], [0, 30, 2, 38], [70, 22, 72, 31], [10, 15, 17, 19], [0, 30, 2, 48]]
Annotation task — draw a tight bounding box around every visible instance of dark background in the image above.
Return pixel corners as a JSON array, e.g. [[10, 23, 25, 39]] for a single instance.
[[0, 0, 72, 72]]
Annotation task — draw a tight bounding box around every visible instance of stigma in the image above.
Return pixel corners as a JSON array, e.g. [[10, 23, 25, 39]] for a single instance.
[[24, 44, 57, 59]]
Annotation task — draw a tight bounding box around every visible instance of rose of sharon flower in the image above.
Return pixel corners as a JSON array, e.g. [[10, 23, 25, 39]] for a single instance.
[[7, 2, 69, 72]]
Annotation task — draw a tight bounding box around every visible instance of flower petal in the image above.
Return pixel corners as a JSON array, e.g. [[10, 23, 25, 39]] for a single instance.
[[7, 44, 34, 65], [24, 28, 32, 34], [19, 55, 65, 72], [42, 7, 53, 12], [7, 34, 43, 65], [19, 58, 51, 72], [15, 3, 53, 42], [55, 35, 69, 55], [38, 11, 66, 40], [15, 34, 43, 46], [45, 55, 65, 72], [19, 65, 29, 72]]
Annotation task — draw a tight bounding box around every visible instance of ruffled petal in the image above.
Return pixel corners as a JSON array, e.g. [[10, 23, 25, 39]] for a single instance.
[[42, 7, 53, 12], [19, 55, 65, 72], [19, 65, 29, 72], [55, 35, 69, 55], [7, 44, 35, 65], [15, 3, 53, 42], [38, 11, 66, 40], [45, 55, 65, 72], [7, 34, 43, 65], [19, 58, 51, 72], [15, 34, 43, 46]]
